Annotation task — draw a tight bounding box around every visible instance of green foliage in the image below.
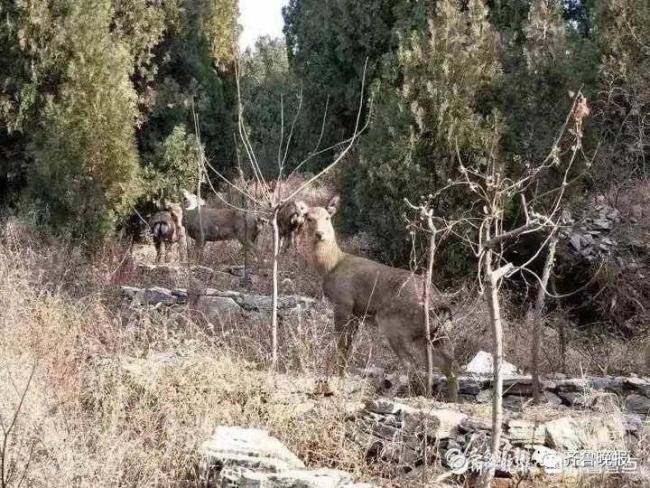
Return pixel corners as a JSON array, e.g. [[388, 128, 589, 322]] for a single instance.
[[0, 0, 240, 242], [27, 0, 141, 242], [283, 0, 397, 167], [143, 124, 202, 205], [239, 36, 300, 177], [346, 0, 501, 265], [594, 0, 650, 181], [498, 0, 597, 177], [136, 0, 238, 188]]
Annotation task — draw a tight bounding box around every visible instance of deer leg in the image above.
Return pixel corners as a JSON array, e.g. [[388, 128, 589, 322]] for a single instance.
[[194, 239, 205, 260], [378, 313, 432, 394], [178, 232, 188, 262], [333, 309, 358, 377], [164, 242, 172, 263], [433, 337, 458, 402], [155, 240, 164, 264], [410, 334, 458, 401]]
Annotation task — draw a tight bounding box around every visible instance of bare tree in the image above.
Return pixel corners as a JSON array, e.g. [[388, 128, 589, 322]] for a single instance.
[[188, 59, 370, 370], [412, 92, 590, 486]]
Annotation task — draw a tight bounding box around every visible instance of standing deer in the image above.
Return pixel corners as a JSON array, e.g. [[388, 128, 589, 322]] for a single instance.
[[277, 199, 308, 253], [149, 203, 187, 263], [302, 195, 458, 400], [181, 189, 261, 260]]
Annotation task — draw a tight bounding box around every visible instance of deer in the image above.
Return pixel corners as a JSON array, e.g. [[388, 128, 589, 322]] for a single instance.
[[181, 189, 262, 260], [149, 203, 187, 263], [277, 199, 308, 253], [301, 195, 458, 400]]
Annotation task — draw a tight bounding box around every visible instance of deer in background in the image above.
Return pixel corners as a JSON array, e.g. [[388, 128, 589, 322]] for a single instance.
[[302, 195, 458, 400], [181, 189, 262, 260], [149, 203, 187, 263], [277, 199, 308, 253]]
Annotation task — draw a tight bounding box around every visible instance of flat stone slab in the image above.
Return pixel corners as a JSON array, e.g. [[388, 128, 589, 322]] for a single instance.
[[201, 426, 305, 473]]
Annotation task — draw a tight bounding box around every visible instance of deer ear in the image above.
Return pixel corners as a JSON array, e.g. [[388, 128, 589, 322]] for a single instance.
[[326, 195, 340, 216]]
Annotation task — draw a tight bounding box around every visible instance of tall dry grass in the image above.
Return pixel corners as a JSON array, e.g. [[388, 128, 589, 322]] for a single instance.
[[0, 218, 395, 487], [1, 214, 649, 487]]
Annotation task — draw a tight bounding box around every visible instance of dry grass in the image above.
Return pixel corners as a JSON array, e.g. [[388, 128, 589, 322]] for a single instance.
[[1, 215, 649, 487], [0, 218, 405, 487]]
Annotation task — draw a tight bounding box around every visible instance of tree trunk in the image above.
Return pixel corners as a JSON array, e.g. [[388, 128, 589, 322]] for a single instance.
[[479, 249, 504, 488], [531, 233, 559, 403], [423, 215, 436, 396], [271, 209, 280, 370]]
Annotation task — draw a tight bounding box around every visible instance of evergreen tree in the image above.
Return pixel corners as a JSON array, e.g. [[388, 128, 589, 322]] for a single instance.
[[594, 0, 649, 182], [283, 0, 396, 167], [347, 0, 501, 267], [28, 0, 141, 242], [239, 36, 300, 177]]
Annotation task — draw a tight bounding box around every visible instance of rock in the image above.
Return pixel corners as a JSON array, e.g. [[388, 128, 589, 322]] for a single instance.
[[544, 416, 626, 451], [408, 408, 466, 439], [544, 417, 583, 451], [377, 442, 421, 467], [624, 394, 650, 415], [623, 377, 650, 396], [569, 234, 582, 251], [476, 389, 492, 403], [531, 445, 561, 473], [364, 400, 465, 440], [542, 391, 563, 406], [121, 285, 141, 299], [171, 288, 189, 302], [383, 373, 409, 394], [201, 426, 305, 475], [364, 399, 401, 415], [589, 392, 620, 412], [460, 417, 492, 433], [464, 351, 519, 376], [592, 218, 613, 230], [502, 395, 527, 411], [240, 468, 354, 488], [198, 296, 242, 325], [507, 420, 546, 445], [143, 286, 177, 305], [590, 376, 622, 393], [556, 390, 587, 407], [631, 204, 644, 219], [555, 378, 588, 392], [502, 376, 535, 396], [458, 378, 482, 396]]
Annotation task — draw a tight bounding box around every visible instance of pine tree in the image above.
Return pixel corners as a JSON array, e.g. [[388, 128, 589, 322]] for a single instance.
[[347, 0, 501, 266], [595, 0, 650, 181], [28, 0, 141, 242]]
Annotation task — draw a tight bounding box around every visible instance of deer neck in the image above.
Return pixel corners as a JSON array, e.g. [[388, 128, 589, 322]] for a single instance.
[[312, 239, 345, 275]]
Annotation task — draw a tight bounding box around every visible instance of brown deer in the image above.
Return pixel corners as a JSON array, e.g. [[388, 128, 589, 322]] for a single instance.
[[277, 199, 308, 253], [149, 203, 187, 263], [302, 195, 458, 399], [181, 189, 262, 259]]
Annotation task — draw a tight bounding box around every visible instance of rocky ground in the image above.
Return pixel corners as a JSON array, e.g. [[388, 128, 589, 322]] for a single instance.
[[120, 274, 650, 487]]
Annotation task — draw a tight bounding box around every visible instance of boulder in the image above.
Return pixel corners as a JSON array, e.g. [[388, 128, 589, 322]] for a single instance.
[[144, 286, 177, 305], [201, 426, 305, 474], [198, 295, 242, 325], [624, 394, 650, 415], [507, 419, 546, 445], [544, 416, 626, 451], [464, 351, 519, 376]]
